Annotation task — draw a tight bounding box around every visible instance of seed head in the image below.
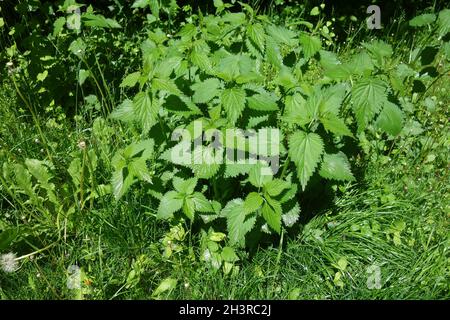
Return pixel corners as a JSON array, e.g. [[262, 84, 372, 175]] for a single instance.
[[0, 253, 19, 273]]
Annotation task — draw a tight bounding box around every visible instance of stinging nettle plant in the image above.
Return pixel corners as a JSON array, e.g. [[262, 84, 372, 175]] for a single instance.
[[108, 1, 414, 248]]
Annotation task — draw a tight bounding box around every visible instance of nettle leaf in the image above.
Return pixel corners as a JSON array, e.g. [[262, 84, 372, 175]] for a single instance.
[[351, 78, 388, 130], [111, 139, 154, 200], [265, 37, 283, 68], [409, 13, 436, 27], [82, 13, 121, 29], [173, 176, 197, 195], [183, 197, 196, 220], [224, 160, 253, 178], [157, 191, 183, 219], [264, 179, 291, 197], [299, 33, 322, 59], [120, 72, 141, 88], [247, 92, 279, 111], [320, 115, 353, 137], [216, 53, 258, 83], [319, 152, 355, 182], [191, 192, 216, 213], [190, 146, 221, 179], [110, 99, 135, 123], [244, 192, 264, 214], [191, 78, 221, 104], [437, 9, 450, 37], [221, 87, 246, 124], [289, 131, 324, 190], [375, 101, 404, 136], [247, 23, 266, 51], [248, 162, 273, 188], [223, 199, 257, 247], [363, 41, 393, 67], [261, 196, 282, 234], [133, 91, 158, 133], [282, 203, 300, 227], [266, 25, 297, 46]]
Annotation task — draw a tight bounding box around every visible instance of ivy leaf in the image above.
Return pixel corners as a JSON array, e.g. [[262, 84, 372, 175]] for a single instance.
[[223, 199, 257, 247], [375, 101, 404, 136], [351, 78, 388, 131], [157, 191, 183, 219], [319, 152, 355, 182], [261, 196, 282, 234], [289, 131, 324, 190], [221, 88, 246, 124]]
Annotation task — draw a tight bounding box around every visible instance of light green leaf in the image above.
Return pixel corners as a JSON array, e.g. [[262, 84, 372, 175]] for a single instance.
[[409, 13, 436, 27], [351, 78, 388, 130], [133, 91, 158, 133], [247, 92, 279, 111], [288, 131, 324, 190], [243, 192, 264, 214], [375, 101, 404, 136], [191, 78, 221, 104], [152, 278, 177, 297], [221, 87, 246, 124], [264, 179, 291, 197], [120, 72, 141, 88], [299, 33, 322, 59], [261, 196, 282, 234], [157, 191, 183, 219], [320, 115, 353, 137], [173, 176, 197, 195], [223, 199, 257, 247], [319, 152, 355, 181]]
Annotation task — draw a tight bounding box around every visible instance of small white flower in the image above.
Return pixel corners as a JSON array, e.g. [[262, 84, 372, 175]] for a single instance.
[[0, 252, 19, 273], [184, 282, 190, 289], [34, 138, 40, 144]]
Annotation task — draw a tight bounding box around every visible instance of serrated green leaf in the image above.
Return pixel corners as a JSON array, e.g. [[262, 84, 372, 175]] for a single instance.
[[409, 13, 436, 27], [244, 192, 264, 214], [223, 199, 257, 247], [191, 78, 221, 103], [299, 33, 322, 59], [289, 131, 324, 190], [173, 176, 197, 195], [264, 179, 291, 197], [110, 99, 135, 122], [261, 196, 282, 234], [182, 197, 196, 220], [221, 87, 246, 124], [375, 101, 404, 136], [319, 152, 355, 181], [157, 191, 183, 219], [351, 78, 388, 130], [282, 203, 300, 227], [247, 23, 265, 51], [120, 72, 141, 88], [320, 115, 353, 137], [133, 91, 158, 133], [247, 92, 278, 111]]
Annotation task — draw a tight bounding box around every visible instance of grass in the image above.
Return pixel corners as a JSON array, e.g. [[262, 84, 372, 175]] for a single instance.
[[0, 5, 449, 300]]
